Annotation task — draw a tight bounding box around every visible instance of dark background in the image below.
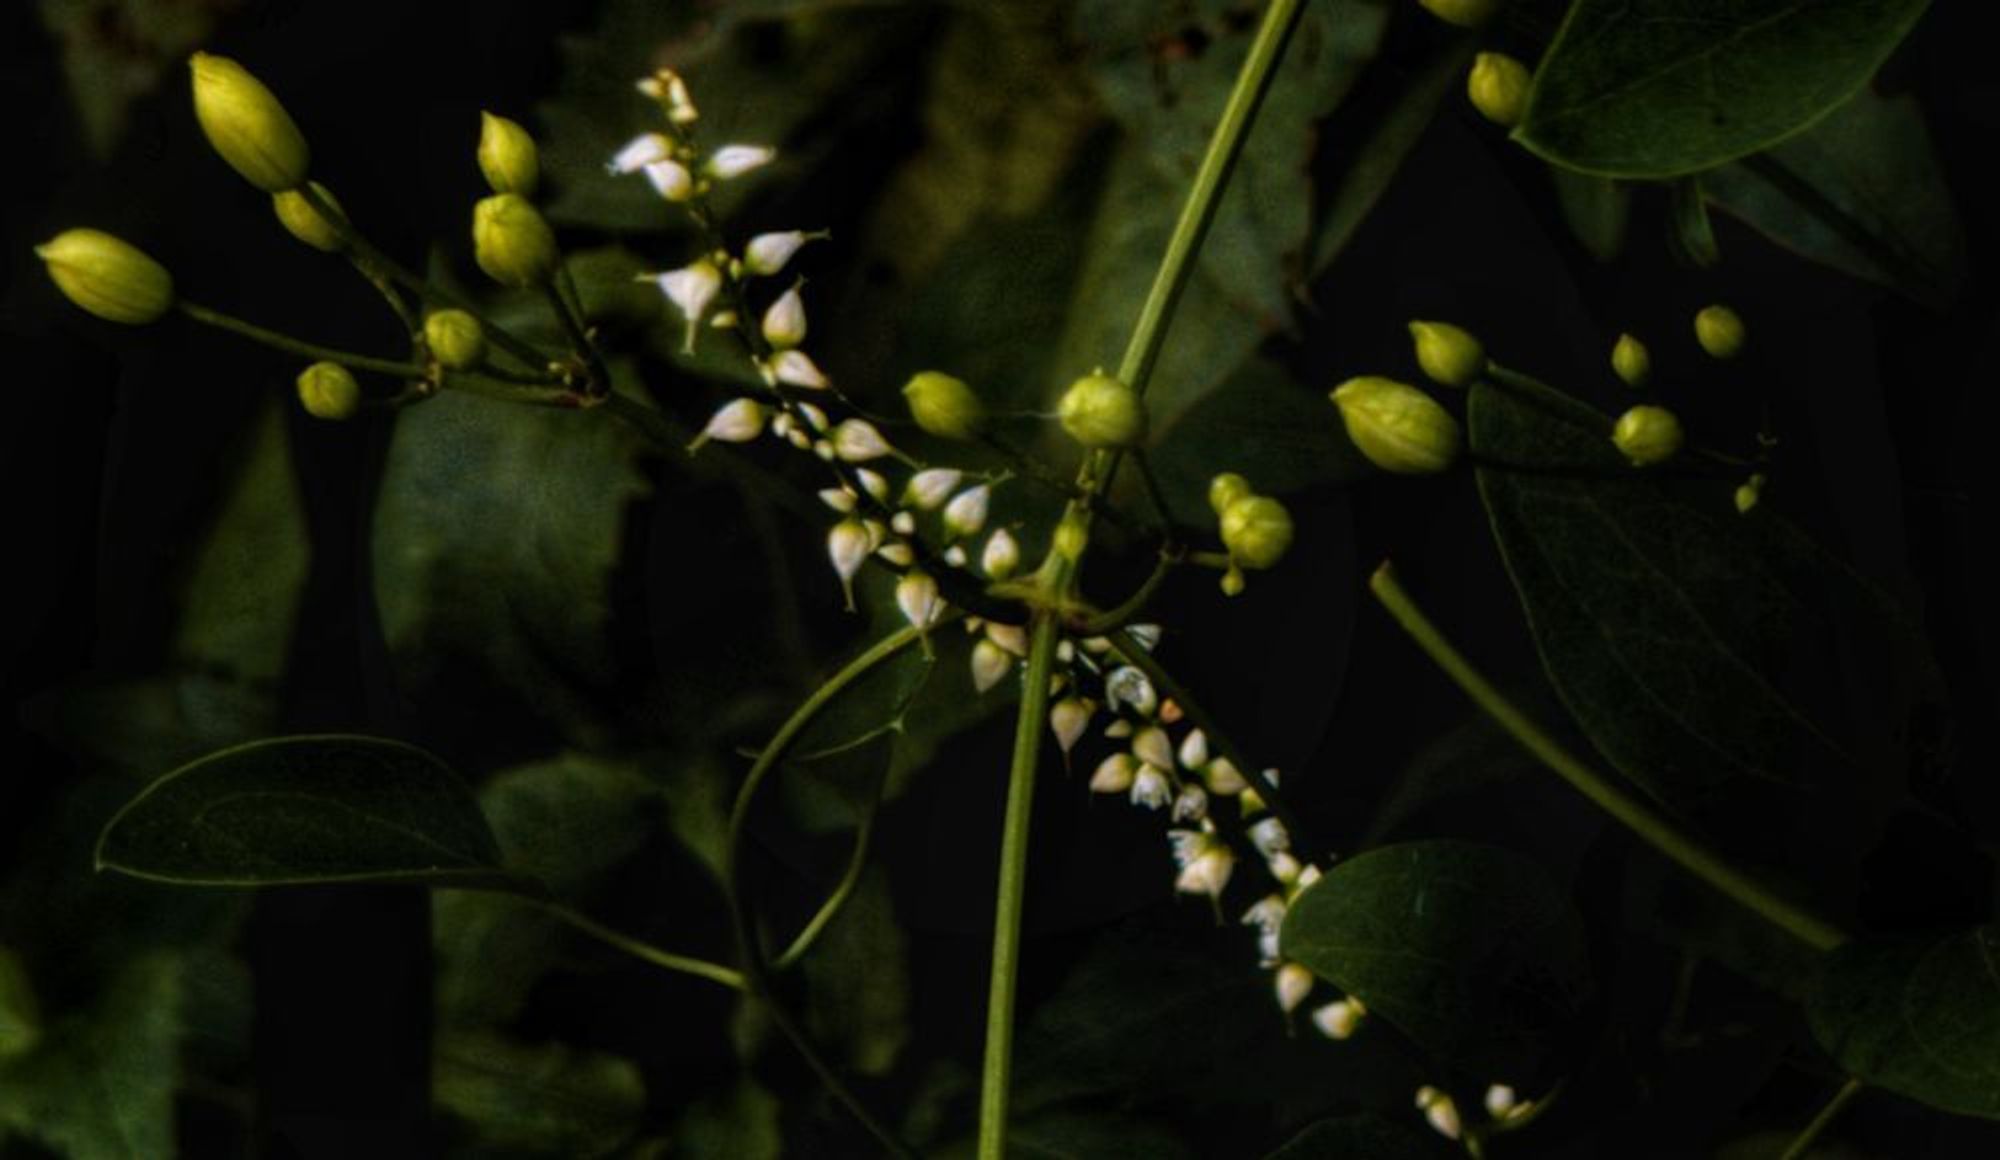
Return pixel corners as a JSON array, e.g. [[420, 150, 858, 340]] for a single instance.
[[5, 1, 2000, 1156]]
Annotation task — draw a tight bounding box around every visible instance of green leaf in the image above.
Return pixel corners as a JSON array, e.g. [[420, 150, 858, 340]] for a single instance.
[[96, 734, 517, 889], [1280, 840, 1591, 1077], [0, 953, 182, 1160], [802, 868, 910, 1076], [1517, 0, 1931, 178], [372, 386, 652, 746], [1669, 176, 1722, 268], [1807, 925, 2000, 1119], [1150, 356, 1371, 514], [1549, 168, 1631, 262], [1469, 374, 1880, 807], [1703, 87, 1968, 309], [671, 1075, 783, 1160], [1265, 1114, 1460, 1160], [435, 1029, 646, 1156]]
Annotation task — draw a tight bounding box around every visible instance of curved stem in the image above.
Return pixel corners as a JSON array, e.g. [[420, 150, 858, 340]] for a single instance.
[[977, 608, 1062, 1160], [1071, 551, 1179, 636], [1368, 560, 1848, 953], [725, 625, 930, 1159], [526, 898, 745, 991], [770, 803, 878, 971], [177, 301, 424, 379], [1778, 1077, 1863, 1160]]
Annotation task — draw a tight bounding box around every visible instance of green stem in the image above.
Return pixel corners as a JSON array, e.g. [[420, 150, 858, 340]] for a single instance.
[[545, 280, 612, 395], [770, 803, 877, 971], [978, 608, 1062, 1160], [1778, 1077, 1863, 1160], [527, 898, 746, 991], [177, 301, 425, 379], [1072, 551, 1179, 636], [1368, 561, 1847, 953], [725, 625, 930, 1159]]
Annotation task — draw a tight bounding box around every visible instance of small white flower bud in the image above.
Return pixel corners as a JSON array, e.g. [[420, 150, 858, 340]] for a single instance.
[[896, 570, 941, 629], [644, 158, 694, 202], [1104, 719, 1134, 740], [1090, 752, 1137, 794], [985, 622, 1028, 656], [1159, 699, 1183, 724], [1172, 784, 1208, 823], [1172, 832, 1234, 897], [970, 638, 1012, 693], [791, 429, 814, 451], [1131, 765, 1172, 810], [890, 510, 916, 536], [1313, 999, 1365, 1041], [769, 349, 830, 390], [1275, 962, 1314, 1014], [610, 132, 672, 174], [1131, 726, 1174, 772], [762, 286, 807, 349], [1050, 698, 1094, 754], [1178, 729, 1209, 770], [1241, 894, 1286, 937], [1105, 666, 1157, 717], [981, 528, 1020, 579], [1267, 850, 1303, 887], [745, 230, 814, 277], [694, 397, 766, 447], [707, 144, 776, 180], [943, 485, 990, 538], [903, 468, 962, 511], [1484, 1084, 1518, 1119], [1125, 624, 1163, 651], [1416, 1087, 1461, 1140], [819, 488, 856, 514], [1249, 817, 1290, 859], [853, 467, 889, 504], [877, 540, 915, 567], [943, 544, 968, 567], [1204, 757, 1248, 796], [1294, 863, 1323, 891], [832, 418, 892, 463], [795, 402, 829, 432], [653, 261, 721, 353], [827, 521, 870, 608], [861, 520, 887, 551]]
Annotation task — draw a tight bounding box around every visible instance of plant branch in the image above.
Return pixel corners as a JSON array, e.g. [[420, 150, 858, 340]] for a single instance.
[[526, 898, 745, 991], [178, 301, 425, 379], [1778, 1077, 1864, 1160], [1368, 560, 1848, 953]]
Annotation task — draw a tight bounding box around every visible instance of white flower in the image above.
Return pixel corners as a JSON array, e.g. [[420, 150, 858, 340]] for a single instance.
[[827, 521, 870, 608], [832, 419, 892, 462], [762, 286, 807, 348], [1125, 623, 1163, 651], [1090, 752, 1137, 795], [1240, 894, 1286, 937], [1274, 962, 1313, 1014], [1313, 999, 1365, 1041], [1050, 698, 1093, 754], [644, 158, 694, 202], [768, 349, 830, 390], [1169, 829, 1234, 897], [982, 528, 1020, 579], [1105, 666, 1157, 717], [1131, 726, 1173, 772], [896, 570, 941, 629], [1171, 783, 1208, 823], [970, 638, 1012, 693], [903, 468, 961, 511], [707, 144, 776, 180], [1249, 817, 1290, 859], [943, 485, 990, 537], [1130, 764, 1171, 810], [1177, 729, 1209, 770], [693, 398, 765, 447], [744, 230, 813, 277], [609, 132, 672, 173], [652, 261, 721, 353], [1415, 1087, 1460, 1140]]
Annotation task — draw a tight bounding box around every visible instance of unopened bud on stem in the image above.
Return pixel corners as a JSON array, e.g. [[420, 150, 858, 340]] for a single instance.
[[35, 228, 173, 324], [190, 52, 309, 192], [477, 111, 540, 197]]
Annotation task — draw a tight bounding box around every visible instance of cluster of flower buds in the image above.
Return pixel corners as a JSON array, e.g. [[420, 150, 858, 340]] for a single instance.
[[1206, 473, 1295, 595], [1410, 1082, 1539, 1143]]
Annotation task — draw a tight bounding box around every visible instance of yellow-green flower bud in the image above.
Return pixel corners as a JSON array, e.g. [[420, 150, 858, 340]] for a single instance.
[[1734, 472, 1766, 514], [271, 182, 345, 252], [1418, 0, 1502, 27], [424, 309, 486, 370], [902, 370, 989, 440], [1220, 495, 1294, 570], [1467, 52, 1532, 128], [477, 111, 540, 197], [296, 361, 360, 420], [1611, 404, 1683, 466], [1058, 371, 1145, 449], [1408, 320, 1485, 388], [1208, 472, 1252, 517], [472, 193, 559, 288], [1330, 375, 1462, 475], [1610, 332, 1650, 387], [190, 52, 309, 192], [1693, 304, 1746, 360], [35, 228, 174, 324]]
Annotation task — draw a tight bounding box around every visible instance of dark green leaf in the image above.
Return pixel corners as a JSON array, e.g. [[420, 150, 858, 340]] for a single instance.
[[1470, 374, 1881, 806], [96, 734, 517, 889], [1518, 0, 1931, 178], [1550, 168, 1631, 262], [0, 953, 182, 1160], [1704, 87, 1968, 309], [1280, 840, 1591, 1077], [1150, 357, 1371, 514], [434, 1029, 646, 1156], [1265, 1113, 1460, 1160], [801, 868, 909, 1076], [671, 1075, 782, 1160], [1669, 176, 1722, 268], [1807, 925, 2000, 1119]]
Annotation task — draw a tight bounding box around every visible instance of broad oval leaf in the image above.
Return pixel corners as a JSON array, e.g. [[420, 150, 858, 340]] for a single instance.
[[97, 735, 519, 889], [1807, 925, 2000, 1120], [1469, 375, 1879, 808], [1280, 840, 1591, 1077], [1518, 0, 1931, 178]]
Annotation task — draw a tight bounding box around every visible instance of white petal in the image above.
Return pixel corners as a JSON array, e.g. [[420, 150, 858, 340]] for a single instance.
[[699, 398, 765, 444], [981, 529, 1020, 579], [943, 485, 990, 537], [610, 132, 672, 173], [903, 468, 961, 511], [770, 349, 830, 390], [761, 287, 807, 348], [708, 144, 776, 179], [745, 230, 811, 276], [895, 571, 941, 629], [1275, 963, 1313, 1014], [970, 639, 1012, 693], [832, 419, 891, 462], [644, 158, 694, 201]]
